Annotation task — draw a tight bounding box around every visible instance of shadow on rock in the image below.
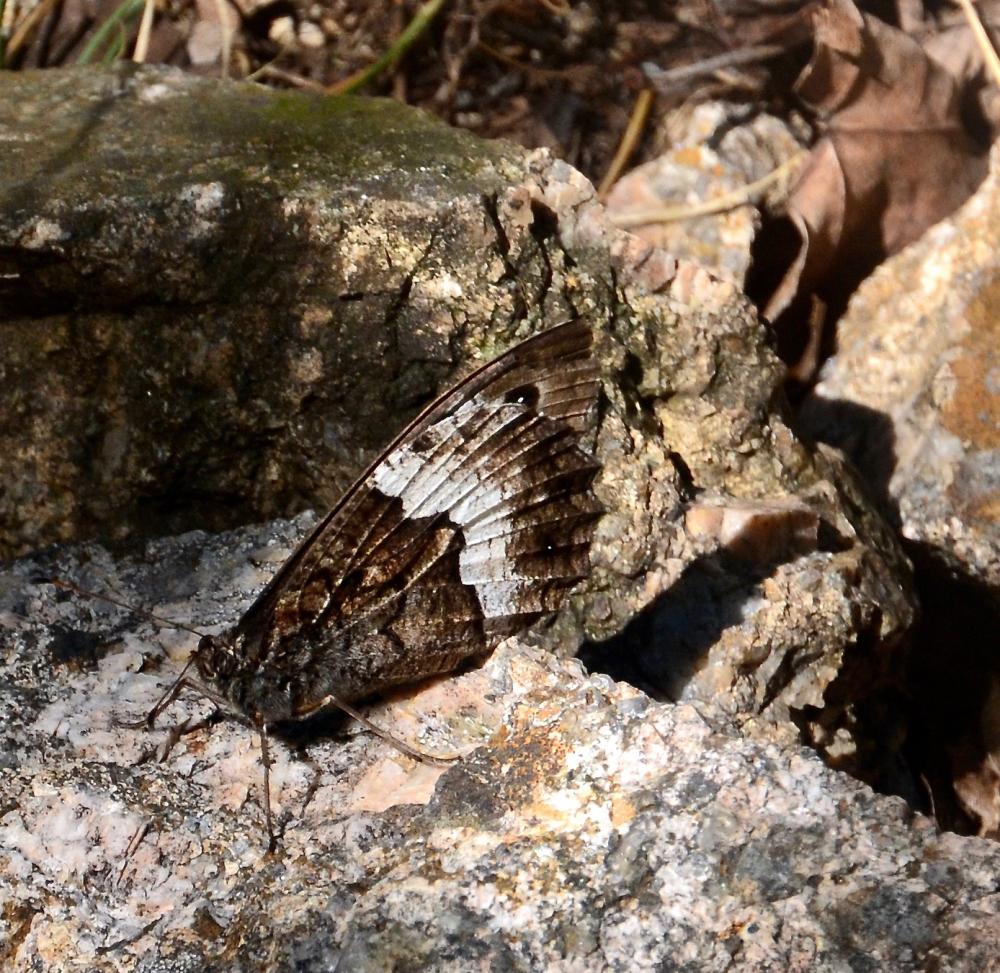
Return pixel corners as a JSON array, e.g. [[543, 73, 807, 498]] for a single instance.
[[797, 396, 901, 526], [578, 549, 783, 703], [903, 546, 1000, 837], [799, 389, 1000, 839]]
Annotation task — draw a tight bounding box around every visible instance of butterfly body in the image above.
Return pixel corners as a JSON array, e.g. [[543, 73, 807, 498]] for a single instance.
[[192, 321, 602, 732]]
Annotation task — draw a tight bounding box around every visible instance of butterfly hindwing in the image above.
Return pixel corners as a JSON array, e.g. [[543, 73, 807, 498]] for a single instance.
[[227, 320, 602, 716]]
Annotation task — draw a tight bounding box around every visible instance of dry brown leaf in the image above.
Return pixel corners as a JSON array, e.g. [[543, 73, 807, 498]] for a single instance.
[[923, 6, 1000, 84], [764, 0, 990, 367], [921, 2, 1000, 133]]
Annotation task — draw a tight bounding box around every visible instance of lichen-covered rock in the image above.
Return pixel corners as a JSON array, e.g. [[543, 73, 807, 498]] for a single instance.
[[1, 64, 534, 556], [0, 520, 995, 972]]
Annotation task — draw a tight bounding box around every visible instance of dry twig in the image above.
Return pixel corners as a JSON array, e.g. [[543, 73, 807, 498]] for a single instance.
[[132, 0, 156, 62], [608, 150, 808, 228], [597, 88, 655, 200], [954, 0, 1000, 87], [6, 0, 62, 60]]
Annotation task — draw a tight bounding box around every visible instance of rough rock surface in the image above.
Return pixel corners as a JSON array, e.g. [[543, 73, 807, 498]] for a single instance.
[[605, 102, 801, 286], [0, 63, 942, 971], [801, 143, 1000, 596], [2, 519, 997, 973], [0, 63, 916, 776], [799, 144, 1000, 837], [0, 63, 525, 556]]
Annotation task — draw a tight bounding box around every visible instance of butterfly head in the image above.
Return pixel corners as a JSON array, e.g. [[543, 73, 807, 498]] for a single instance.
[[193, 631, 297, 723]]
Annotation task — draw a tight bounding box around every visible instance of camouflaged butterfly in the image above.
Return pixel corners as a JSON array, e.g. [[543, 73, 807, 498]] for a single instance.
[[140, 319, 604, 845]]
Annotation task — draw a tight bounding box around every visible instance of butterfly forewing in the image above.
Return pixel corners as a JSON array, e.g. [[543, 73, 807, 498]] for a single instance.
[[220, 320, 602, 721]]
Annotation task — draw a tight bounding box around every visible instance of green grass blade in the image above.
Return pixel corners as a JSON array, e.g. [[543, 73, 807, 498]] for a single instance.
[[337, 0, 448, 95], [77, 0, 143, 65]]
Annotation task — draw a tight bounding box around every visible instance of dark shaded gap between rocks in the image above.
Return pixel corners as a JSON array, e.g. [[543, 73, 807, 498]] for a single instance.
[[577, 549, 787, 704], [794, 391, 1000, 839]]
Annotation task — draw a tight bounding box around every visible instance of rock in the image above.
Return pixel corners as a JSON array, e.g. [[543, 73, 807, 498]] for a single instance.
[[799, 143, 1000, 838], [800, 143, 1000, 597], [0, 64, 939, 971], [684, 496, 819, 564], [0, 63, 916, 773], [2, 518, 996, 973], [604, 102, 802, 285], [0, 63, 525, 557]]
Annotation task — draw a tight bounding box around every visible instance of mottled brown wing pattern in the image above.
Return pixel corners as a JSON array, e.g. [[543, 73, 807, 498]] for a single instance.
[[230, 319, 602, 708]]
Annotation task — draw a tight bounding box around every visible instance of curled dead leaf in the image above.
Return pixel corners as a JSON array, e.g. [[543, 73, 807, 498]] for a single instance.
[[763, 0, 990, 378]]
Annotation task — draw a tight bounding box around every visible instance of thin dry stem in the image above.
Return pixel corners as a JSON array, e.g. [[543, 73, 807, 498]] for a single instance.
[[954, 0, 1000, 88], [608, 149, 808, 228], [7, 0, 61, 59], [212, 0, 233, 79], [258, 64, 327, 91], [132, 0, 156, 62], [597, 88, 656, 201]]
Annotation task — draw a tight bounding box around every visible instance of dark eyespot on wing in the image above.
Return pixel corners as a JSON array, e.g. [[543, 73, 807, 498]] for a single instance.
[[234, 320, 603, 690], [503, 383, 540, 409]]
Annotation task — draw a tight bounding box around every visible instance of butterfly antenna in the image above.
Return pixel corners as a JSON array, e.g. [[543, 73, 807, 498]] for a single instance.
[[44, 577, 208, 639]]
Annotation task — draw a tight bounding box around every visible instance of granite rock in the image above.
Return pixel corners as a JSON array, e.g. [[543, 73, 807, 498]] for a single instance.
[[801, 143, 1000, 596], [799, 143, 1000, 835], [605, 101, 802, 286], [0, 62, 941, 972], [0, 518, 993, 973]]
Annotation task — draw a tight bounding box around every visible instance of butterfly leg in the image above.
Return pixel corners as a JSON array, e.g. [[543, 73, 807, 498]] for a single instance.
[[299, 693, 463, 766], [257, 719, 279, 852], [119, 656, 200, 730]]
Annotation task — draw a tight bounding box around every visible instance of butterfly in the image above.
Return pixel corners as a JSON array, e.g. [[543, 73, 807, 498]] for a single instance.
[[137, 319, 604, 846]]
